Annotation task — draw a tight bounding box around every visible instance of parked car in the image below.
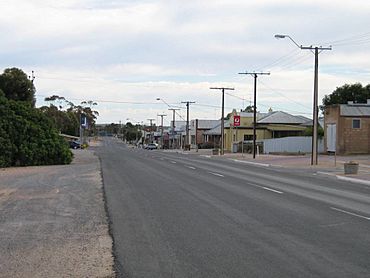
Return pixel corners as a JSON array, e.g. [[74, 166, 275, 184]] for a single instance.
[[145, 143, 158, 150], [69, 140, 81, 149]]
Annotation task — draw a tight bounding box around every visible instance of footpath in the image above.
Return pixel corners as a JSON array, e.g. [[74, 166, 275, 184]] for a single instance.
[[0, 149, 114, 278], [166, 148, 370, 186]]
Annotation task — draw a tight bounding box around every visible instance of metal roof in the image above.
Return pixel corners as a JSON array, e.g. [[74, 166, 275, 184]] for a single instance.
[[203, 121, 230, 135], [190, 119, 220, 129], [340, 105, 370, 116], [258, 111, 309, 124]]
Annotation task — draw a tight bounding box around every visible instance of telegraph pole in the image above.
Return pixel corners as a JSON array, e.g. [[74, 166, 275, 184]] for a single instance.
[[168, 108, 180, 149], [147, 118, 155, 143], [157, 114, 166, 149], [274, 34, 332, 165], [210, 87, 235, 155], [238, 72, 270, 159], [299, 46, 331, 165], [181, 101, 195, 150]]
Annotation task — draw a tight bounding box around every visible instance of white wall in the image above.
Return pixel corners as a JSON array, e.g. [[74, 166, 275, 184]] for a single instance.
[[261, 136, 324, 154]]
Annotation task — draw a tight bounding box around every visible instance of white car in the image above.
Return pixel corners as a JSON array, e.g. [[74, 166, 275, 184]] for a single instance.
[[145, 143, 158, 150]]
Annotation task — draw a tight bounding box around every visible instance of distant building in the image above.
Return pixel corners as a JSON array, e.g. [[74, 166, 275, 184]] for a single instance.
[[223, 110, 310, 152], [324, 101, 370, 154]]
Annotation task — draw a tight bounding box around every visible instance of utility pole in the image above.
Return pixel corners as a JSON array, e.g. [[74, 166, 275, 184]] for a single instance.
[[274, 34, 332, 165], [168, 108, 180, 149], [210, 87, 235, 155], [147, 118, 155, 143], [158, 114, 166, 149], [238, 72, 270, 159], [302, 46, 331, 165], [181, 101, 195, 150]]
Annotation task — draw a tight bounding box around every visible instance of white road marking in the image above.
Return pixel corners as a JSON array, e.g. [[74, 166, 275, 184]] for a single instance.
[[249, 183, 284, 194], [208, 172, 224, 177], [230, 159, 270, 167], [160, 158, 164, 161], [186, 166, 196, 170], [200, 155, 211, 158], [261, 187, 284, 194], [171, 161, 177, 164], [331, 207, 370, 221]]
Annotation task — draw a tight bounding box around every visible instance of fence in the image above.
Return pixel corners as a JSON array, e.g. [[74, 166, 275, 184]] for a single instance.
[[260, 136, 324, 154]]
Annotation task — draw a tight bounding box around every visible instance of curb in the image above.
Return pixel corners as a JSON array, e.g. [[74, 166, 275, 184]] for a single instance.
[[317, 171, 370, 186], [336, 175, 370, 186], [229, 158, 270, 167]]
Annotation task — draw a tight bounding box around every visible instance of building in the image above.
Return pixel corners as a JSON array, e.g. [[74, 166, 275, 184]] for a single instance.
[[324, 101, 370, 155], [224, 110, 310, 152], [189, 120, 220, 148]]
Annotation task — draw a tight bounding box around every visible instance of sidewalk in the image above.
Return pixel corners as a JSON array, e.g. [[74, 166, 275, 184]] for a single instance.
[[168, 148, 370, 185], [0, 150, 114, 277], [225, 153, 370, 185]]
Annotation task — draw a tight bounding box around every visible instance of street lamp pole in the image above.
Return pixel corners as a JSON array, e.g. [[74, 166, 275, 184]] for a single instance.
[[158, 114, 166, 149], [147, 118, 155, 143], [210, 87, 235, 155], [275, 34, 332, 165]]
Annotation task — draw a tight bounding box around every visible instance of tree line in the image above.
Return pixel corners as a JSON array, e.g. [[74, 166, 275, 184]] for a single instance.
[[0, 67, 98, 167]]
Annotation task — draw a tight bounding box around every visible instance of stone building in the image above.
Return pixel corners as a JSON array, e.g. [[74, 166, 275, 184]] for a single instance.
[[324, 101, 370, 155]]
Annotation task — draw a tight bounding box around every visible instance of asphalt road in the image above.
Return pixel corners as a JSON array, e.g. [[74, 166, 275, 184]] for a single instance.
[[96, 138, 370, 278]]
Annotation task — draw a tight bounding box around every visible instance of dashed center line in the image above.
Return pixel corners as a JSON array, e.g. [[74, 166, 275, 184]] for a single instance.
[[331, 207, 370, 221], [171, 161, 177, 164], [261, 187, 283, 194], [208, 172, 224, 177], [250, 183, 284, 194], [186, 166, 196, 170]]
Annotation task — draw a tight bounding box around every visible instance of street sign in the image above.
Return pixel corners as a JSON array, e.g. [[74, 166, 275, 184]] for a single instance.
[[234, 115, 240, 126], [81, 114, 88, 128]]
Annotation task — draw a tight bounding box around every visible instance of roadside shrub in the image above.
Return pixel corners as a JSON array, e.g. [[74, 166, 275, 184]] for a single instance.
[[0, 92, 73, 167]]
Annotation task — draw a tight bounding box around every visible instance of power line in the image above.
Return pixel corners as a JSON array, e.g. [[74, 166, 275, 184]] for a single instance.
[[258, 80, 312, 111]]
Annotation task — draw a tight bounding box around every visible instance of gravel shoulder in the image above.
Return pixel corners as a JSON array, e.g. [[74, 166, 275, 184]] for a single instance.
[[0, 149, 114, 278]]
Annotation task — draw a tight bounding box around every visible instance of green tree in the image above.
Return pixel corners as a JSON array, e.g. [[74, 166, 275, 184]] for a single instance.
[[0, 92, 72, 167], [0, 68, 36, 105], [243, 105, 255, 112], [304, 126, 324, 139], [321, 83, 370, 111]]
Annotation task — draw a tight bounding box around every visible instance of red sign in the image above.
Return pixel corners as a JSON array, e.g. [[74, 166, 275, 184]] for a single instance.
[[234, 115, 240, 126]]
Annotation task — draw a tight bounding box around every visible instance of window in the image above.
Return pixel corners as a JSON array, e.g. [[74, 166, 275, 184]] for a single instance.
[[352, 119, 361, 129], [244, 135, 254, 141]]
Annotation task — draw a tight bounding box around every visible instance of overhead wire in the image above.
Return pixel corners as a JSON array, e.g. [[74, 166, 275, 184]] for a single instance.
[[258, 80, 312, 111]]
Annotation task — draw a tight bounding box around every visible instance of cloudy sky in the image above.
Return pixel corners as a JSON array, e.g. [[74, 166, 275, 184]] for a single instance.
[[1, 0, 370, 125]]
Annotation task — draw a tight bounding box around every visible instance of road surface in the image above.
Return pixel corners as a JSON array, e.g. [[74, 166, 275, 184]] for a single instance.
[[95, 138, 370, 278]]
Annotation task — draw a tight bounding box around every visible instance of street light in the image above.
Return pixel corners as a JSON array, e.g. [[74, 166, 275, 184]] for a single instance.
[[275, 34, 332, 165]]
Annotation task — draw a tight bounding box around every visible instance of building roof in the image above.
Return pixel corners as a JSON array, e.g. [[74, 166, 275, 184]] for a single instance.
[[257, 111, 310, 124], [340, 104, 370, 116], [190, 119, 220, 129], [203, 121, 230, 135]]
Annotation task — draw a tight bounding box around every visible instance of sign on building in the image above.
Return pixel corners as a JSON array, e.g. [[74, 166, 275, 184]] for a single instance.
[[233, 115, 240, 127]]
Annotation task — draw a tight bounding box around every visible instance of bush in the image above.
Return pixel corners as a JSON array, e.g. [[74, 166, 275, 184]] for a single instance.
[[0, 93, 73, 167]]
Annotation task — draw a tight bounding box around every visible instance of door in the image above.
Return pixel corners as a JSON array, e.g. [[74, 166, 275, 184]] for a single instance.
[[326, 124, 336, 152]]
